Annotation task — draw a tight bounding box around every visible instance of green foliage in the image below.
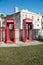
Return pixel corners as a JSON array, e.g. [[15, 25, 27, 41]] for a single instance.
[[38, 38, 43, 42], [0, 14, 4, 18], [0, 45, 43, 65]]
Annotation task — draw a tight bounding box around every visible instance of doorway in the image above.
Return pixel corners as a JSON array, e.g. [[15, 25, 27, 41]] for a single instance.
[[26, 23, 33, 40], [6, 23, 14, 43], [5, 18, 16, 44], [23, 18, 34, 42], [8, 23, 14, 41]]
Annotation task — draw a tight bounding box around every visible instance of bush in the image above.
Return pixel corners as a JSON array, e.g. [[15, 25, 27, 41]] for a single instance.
[[38, 38, 43, 42]]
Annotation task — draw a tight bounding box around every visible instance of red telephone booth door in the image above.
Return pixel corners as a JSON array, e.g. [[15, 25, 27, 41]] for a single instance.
[[6, 18, 16, 44], [23, 18, 34, 42], [26, 23, 33, 41]]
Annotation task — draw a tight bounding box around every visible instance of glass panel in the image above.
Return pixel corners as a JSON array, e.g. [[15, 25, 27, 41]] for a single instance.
[[26, 24, 29, 39], [9, 24, 14, 41], [30, 25, 32, 29], [26, 23, 32, 40]]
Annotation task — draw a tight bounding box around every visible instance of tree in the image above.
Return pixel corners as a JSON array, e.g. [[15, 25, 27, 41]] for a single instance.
[[0, 14, 5, 18]]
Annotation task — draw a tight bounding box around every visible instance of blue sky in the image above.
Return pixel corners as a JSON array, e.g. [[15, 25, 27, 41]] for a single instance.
[[0, 0, 43, 15]]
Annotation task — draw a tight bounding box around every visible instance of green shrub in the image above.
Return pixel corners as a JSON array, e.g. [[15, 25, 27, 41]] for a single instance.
[[38, 38, 43, 42]]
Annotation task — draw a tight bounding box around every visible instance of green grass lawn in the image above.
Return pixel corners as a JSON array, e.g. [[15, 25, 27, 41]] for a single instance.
[[0, 44, 43, 65]]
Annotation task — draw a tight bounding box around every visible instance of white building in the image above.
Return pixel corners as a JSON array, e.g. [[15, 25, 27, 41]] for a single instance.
[[41, 16, 43, 38], [13, 7, 42, 39], [2, 7, 43, 41]]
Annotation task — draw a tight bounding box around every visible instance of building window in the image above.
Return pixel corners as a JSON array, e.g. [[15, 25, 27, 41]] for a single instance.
[[32, 16, 34, 19], [37, 18, 39, 21], [25, 14, 27, 18], [37, 24, 39, 26], [41, 22, 43, 25], [32, 16, 34, 21], [42, 26, 43, 29]]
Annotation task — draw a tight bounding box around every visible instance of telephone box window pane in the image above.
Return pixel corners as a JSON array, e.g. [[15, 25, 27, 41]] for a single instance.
[[9, 24, 14, 41], [9, 24, 14, 29], [30, 25, 32, 29]]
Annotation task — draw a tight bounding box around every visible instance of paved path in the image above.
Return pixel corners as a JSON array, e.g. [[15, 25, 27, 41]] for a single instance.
[[0, 40, 43, 47]]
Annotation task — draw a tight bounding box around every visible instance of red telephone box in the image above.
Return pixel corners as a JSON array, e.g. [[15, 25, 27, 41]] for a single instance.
[[23, 18, 34, 42], [0, 22, 2, 42], [6, 18, 16, 44]]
